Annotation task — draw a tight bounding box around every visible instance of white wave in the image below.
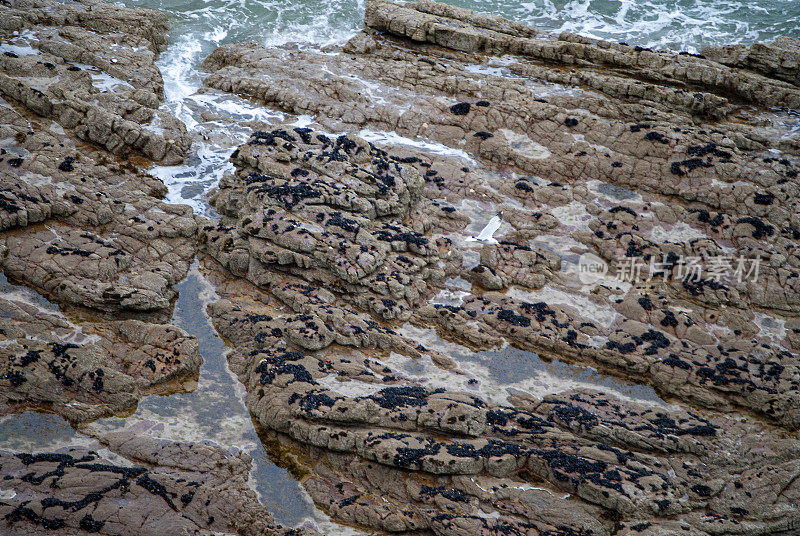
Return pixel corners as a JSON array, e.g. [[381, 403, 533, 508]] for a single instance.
[[468, 0, 797, 52], [359, 128, 478, 165]]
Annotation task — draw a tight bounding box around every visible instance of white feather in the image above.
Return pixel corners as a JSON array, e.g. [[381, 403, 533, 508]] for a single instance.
[[465, 213, 502, 244]]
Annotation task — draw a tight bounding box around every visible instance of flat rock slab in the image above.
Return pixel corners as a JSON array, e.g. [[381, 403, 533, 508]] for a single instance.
[[0, 0, 202, 469], [0, 425, 314, 536]]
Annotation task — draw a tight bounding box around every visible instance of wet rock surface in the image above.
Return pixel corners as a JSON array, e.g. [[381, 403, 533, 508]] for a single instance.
[[0, 2, 218, 533], [0, 423, 309, 536], [205, 264, 800, 534], [195, 0, 800, 534], [202, 125, 453, 321], [0, 0, 190, 163], [3, 0, 800, 535], [0, 284, 201, 423], [0, 0, 202, 410], [0, 0, 197, 315], [200, 0, 800, 427]]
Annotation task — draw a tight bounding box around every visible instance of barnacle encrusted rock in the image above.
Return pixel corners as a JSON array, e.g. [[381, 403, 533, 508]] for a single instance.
[[201, 127, 452, 321], [207, 275, 800, 536], [0, 290, 201, 424], [3, 0, 800, 534], [202, 0, 800, 426], [0, 0, 201, 426], [0, 89, 197, 314], [0, 0, 190, 163], [0, 427, 311, 536], [197, 0, 800, 534]]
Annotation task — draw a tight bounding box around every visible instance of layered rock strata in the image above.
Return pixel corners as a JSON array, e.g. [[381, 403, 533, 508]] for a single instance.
[[197, 1, 800, 534], [0, 0, 190, 162], [0, 0, 201, 441], [0, 424, 310, 536], [2, 0, 800, 535]]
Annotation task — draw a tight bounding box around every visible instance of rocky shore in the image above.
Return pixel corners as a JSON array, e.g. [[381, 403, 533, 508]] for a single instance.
[[2, 0, 800, 535]]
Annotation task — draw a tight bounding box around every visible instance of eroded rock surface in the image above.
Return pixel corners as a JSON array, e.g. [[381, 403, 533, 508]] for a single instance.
[[0, 0, 197, 313], [0, 0, 190, 163], [2, 0, 800, 534], [0, 285, 201, 423], [0, 424, 309, 536], [201, 126, 455, 322], [0, 0, 201, 434], [196, 1, 800, 534], [201, 0, 800, 427], [206, 269, 800, 536]]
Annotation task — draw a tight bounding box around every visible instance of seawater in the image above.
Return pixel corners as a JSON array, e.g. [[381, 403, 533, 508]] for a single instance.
[[131, 0, 799, 59], [128, 0, 799, 212]]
